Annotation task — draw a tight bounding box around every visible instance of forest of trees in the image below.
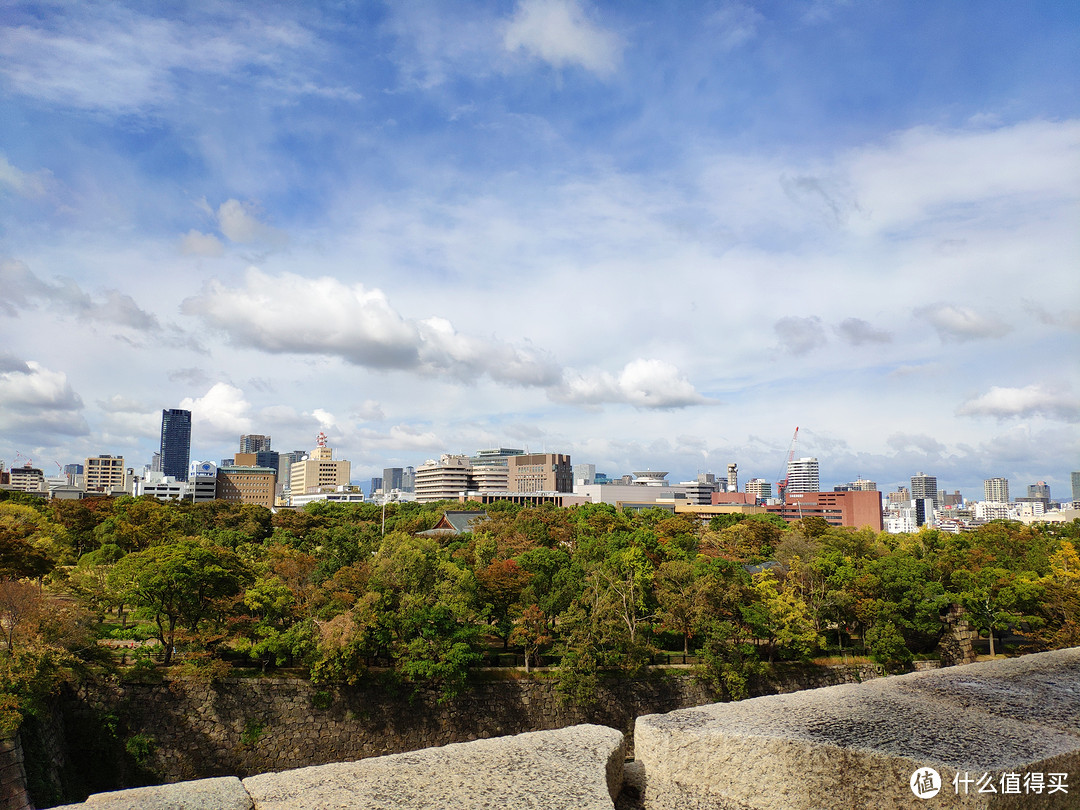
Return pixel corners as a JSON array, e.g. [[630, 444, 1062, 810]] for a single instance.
[[2, 490, 1078, 734]]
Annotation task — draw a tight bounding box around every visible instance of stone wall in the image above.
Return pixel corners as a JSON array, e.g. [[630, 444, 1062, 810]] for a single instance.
[[0, 735, 31, 810], [46, 662, 882, 798]]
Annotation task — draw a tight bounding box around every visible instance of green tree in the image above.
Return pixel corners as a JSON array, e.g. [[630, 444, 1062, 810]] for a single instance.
[[108, 539, 247, 665]]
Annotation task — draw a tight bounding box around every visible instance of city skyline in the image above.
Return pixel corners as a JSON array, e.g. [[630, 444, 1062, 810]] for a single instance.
[[1, 2, 1078, 500]]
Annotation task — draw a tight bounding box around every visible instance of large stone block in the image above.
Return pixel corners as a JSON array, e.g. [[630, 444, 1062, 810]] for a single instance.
[[74, 776, 253, 810], [636, 647, 1080, 810], [243, 723, 625, 810]]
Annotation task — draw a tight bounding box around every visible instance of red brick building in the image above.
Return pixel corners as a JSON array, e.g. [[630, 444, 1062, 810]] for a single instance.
[[765, 489, 883, 531]]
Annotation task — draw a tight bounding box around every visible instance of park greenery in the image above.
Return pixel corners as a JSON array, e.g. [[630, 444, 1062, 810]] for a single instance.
[[1, 490, 1078, 732]]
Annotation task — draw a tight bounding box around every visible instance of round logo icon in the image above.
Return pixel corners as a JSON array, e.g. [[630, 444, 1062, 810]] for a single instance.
[[910, 767, 942, 799]]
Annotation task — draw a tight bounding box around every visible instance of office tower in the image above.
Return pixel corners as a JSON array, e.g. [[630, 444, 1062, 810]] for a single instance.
[[509, 453, 573, 493], [574, 463, 596, 486], [745, 478, 772, 500], [1027, 482, 1051, 501], [984, 477, 1010, 503], [369, 477, 383, 497], [383, 467, 405, 491], [85, 455, 125, 493], [216, 465, 276, 508], [188, 461, 219, 502], [786, 457, 820, 494], [727, 463, 738, 493], [415, 455, 472, 502], [910, 472, 938, 508], [160, 408, 192, 482], [289, 435, 351, 495], [888, 486, 912, 505], [239, 434, 272, 453], [1073, 472, 1080, 501]]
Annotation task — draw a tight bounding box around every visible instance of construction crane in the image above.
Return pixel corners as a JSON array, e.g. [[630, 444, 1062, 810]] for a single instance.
[[775, 426, 799, 501]]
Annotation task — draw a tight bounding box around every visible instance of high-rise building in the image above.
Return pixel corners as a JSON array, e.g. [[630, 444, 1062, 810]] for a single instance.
[[216, 465, 276, 508], [726, 463, 738, 493], [383, 467, 405, 491], [402, 466, 415, 493], [160, 409, 192, 482], [239, 434, 272, 454], [786, 458, 820, 494], [289, 436, 351, 496], [189, 461, 218, 502], [1073, 472, 1080, 502], [1027, 482, 1051, 501], [888, 486, 911, 505], [509, 453, 572, 493], [235, 450, 280, 481], [745, 478, 772, 500], [910, 472, 938, 508], [369, 477, 383, 497], [415, 455, 473, 502], [85, 455, 125, 493], [984, 477, 1010, 503], [471, 448, 526, 467], [574, 463, 596, 486]]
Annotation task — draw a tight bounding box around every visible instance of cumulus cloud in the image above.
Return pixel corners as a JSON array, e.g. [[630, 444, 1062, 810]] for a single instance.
[[774, 316, 827, 355], [836, 317, 892, 346], [215, 199, 286, 246], [957, 384, 1080, 422], [179, 382, 253, 441], [917, 304, 1012, 342], [0, 260, 159, 329], [556, 359, 709, 409], [181, 269, 562, 386], [180, 230, 225, 257], [0, 360, 89, 436], [503, 0, 622, 76]]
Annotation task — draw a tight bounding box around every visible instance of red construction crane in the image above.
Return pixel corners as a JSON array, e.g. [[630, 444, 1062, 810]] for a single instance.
[[775, 426, 799, 501]]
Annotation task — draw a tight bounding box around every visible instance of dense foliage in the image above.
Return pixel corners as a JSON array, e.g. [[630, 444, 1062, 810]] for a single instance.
[[1, 490, 1078, 720]]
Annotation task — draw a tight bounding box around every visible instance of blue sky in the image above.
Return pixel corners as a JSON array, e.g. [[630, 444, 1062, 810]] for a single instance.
[[1, 0, 1078, 498]]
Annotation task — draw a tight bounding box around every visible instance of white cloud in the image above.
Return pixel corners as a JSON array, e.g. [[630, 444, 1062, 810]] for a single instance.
[[0, 260, 159, 329], [182, 269, 561, 386], [958, 384, 1080, 422], [774, 316, 827, 355], [503, 0, 622, 76], [180, 230, 225, 257], [179, 382, 253, 441], [846, 120, 1080, 235], [215, 200, 286, 246], [556, 359, 709, 409], [707, 3, 765, 51], [836, 317, 891, 346], [917, 304, 1012, 342], [0, 10, 332, 114], [354, 400, 385, 421], [0, 360, 88, 437], [0, 155, 49, 199]]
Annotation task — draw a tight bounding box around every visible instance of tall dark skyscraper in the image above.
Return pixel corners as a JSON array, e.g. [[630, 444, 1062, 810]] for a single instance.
[[160, 408, 192, 482]]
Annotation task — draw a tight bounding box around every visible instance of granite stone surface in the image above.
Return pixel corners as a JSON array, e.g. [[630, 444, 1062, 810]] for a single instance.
[[80, 777, 253, 810], [635, 647, 1080, 810], [242, 724, 625, 810]]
